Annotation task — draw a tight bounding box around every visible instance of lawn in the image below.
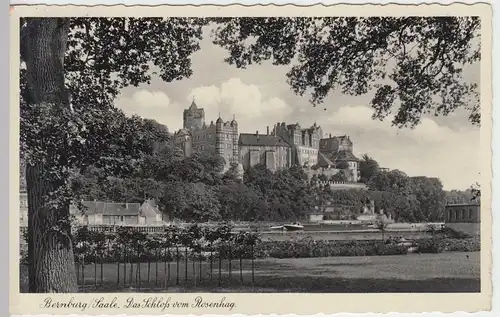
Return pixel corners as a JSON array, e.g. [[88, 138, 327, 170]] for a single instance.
[[20, 252, 480, 293]]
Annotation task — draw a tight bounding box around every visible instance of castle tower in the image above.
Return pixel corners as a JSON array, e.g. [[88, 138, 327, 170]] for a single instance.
[[231, 115, 239, 164], [215, 115, 224, 158], [183, 99, 205, 131]]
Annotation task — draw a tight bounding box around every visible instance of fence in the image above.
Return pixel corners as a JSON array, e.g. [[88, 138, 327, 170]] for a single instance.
[[74, 242, 258, 291], [71, 225, 261, 291]]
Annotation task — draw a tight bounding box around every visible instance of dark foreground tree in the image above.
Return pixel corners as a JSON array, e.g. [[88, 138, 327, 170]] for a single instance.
[[212, 17, 481, 127], [20, 17, 205, 292]]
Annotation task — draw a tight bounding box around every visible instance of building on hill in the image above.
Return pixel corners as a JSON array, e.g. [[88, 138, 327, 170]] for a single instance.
[[310, 180, 368, 190], [273, 121, 322, 167], [174, 100, 239, 170], [319, 134, 360, 182], [238, 128, 292, 172], [173, 128, 193, 157], [183, 99, 205, 130], [305, 152, 341, 180]]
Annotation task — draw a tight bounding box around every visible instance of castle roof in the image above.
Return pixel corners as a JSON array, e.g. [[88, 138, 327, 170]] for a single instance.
[[175, 128, 191, 136], [317, 152, 336, 167], [239, 133, 291, 147], [327, 150, 359, 162], [189, 100, 198, 110], [184, 100, 204, 116]]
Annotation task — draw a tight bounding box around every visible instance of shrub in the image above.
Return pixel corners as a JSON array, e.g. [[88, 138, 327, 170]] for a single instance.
[[440, 227, 472, 239], [443, 238, 480, 252], [416, 239, 445, 253], [375, 244, 409, 256], [259, 239, 408, 258]]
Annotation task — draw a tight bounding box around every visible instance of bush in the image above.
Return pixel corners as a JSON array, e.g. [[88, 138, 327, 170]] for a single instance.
[[415, 237, 480, 254], [443, 238, 480, 252], [375, 244, 409, 256], [440, 227, 472, 239], [259, 239, 408, 258], [416, 239, 445, 253]]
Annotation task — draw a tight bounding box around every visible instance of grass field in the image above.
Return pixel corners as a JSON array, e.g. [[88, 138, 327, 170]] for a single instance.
[[20, 251, 480, 293]]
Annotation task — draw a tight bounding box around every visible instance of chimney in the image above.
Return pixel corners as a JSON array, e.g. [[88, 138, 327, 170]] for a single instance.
[[267, 126, 269, 135], [329, 133, 332, 138], [256, 130, 259, 136]]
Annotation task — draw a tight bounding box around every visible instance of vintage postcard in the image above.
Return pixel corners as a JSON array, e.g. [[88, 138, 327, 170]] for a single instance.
[[9, 2, 493, 315]]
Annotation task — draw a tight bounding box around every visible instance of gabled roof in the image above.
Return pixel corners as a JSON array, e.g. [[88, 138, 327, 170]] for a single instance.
[[80, 201, 142, 216], [321, 150, 360, 162], [335, 150, 359, 161], [175, 128, 191, 136], [140, 199, 161, 218], [239, 133, 291, 147]]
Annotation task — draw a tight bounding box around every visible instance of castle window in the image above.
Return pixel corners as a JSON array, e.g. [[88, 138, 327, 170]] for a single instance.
[[468, 209, 473, 220]]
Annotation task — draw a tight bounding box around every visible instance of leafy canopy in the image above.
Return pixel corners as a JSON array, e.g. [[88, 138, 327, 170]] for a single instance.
[[211, 17, 480, 127]]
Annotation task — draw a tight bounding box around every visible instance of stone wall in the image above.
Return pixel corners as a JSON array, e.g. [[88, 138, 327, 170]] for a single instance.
[[446, 223, 480, 237]]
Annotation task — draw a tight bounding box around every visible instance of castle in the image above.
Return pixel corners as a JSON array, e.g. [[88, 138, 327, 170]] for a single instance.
[[174, 101, 361, 181], [174, 100, 239, 170]]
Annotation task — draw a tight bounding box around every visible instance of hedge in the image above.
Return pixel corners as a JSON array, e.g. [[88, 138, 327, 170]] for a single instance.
[[256, 239, 408, 258], [415, 238, 480, 254]]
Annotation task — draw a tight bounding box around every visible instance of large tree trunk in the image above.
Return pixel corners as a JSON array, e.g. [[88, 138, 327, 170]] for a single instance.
[[21, 18, 77, 292]]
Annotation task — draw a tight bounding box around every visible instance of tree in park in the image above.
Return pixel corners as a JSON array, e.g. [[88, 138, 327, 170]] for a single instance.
[[373, 214, 391, 250], [21, 17, 480, 292], [359, 154, 380, 183], [212, 17, 480, 127], [409, 176, 446, 222], [161, 182, 221, 221], [367, 169, 413, 197], [20, 17, 206, 292]]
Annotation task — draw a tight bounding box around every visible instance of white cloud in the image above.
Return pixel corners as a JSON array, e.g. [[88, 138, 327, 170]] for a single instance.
[[187, 78, 293, 132], [115, 90, 184, 132], [320, 105, 480, 190]]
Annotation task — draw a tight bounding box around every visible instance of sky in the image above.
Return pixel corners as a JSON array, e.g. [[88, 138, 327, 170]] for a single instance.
[[115, 26, 481, 191]]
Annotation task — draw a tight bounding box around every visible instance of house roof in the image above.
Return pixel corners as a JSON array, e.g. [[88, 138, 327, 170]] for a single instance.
[[140, 199, 161, 218], [335, 150, 359, 161], [80, 201, 142, 216], [321, 150, 360, 162], [239, 133, 291, 147]]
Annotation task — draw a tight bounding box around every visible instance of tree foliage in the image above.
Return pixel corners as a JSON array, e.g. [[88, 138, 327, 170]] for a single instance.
[[367, 169, 413, 196], [212, 17, 481, 127], [359, 154, 380, 183], [161, 182, 221, 221], [409, 176, 446, 221]]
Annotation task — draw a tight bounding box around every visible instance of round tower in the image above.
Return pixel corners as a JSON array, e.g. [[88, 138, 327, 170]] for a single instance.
[[231, 115, 239, 164], [215, 115, 224, 158]]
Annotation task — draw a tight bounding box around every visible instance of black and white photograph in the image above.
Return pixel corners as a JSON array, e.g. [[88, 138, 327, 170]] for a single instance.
[[12, 3, 491, 311]]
